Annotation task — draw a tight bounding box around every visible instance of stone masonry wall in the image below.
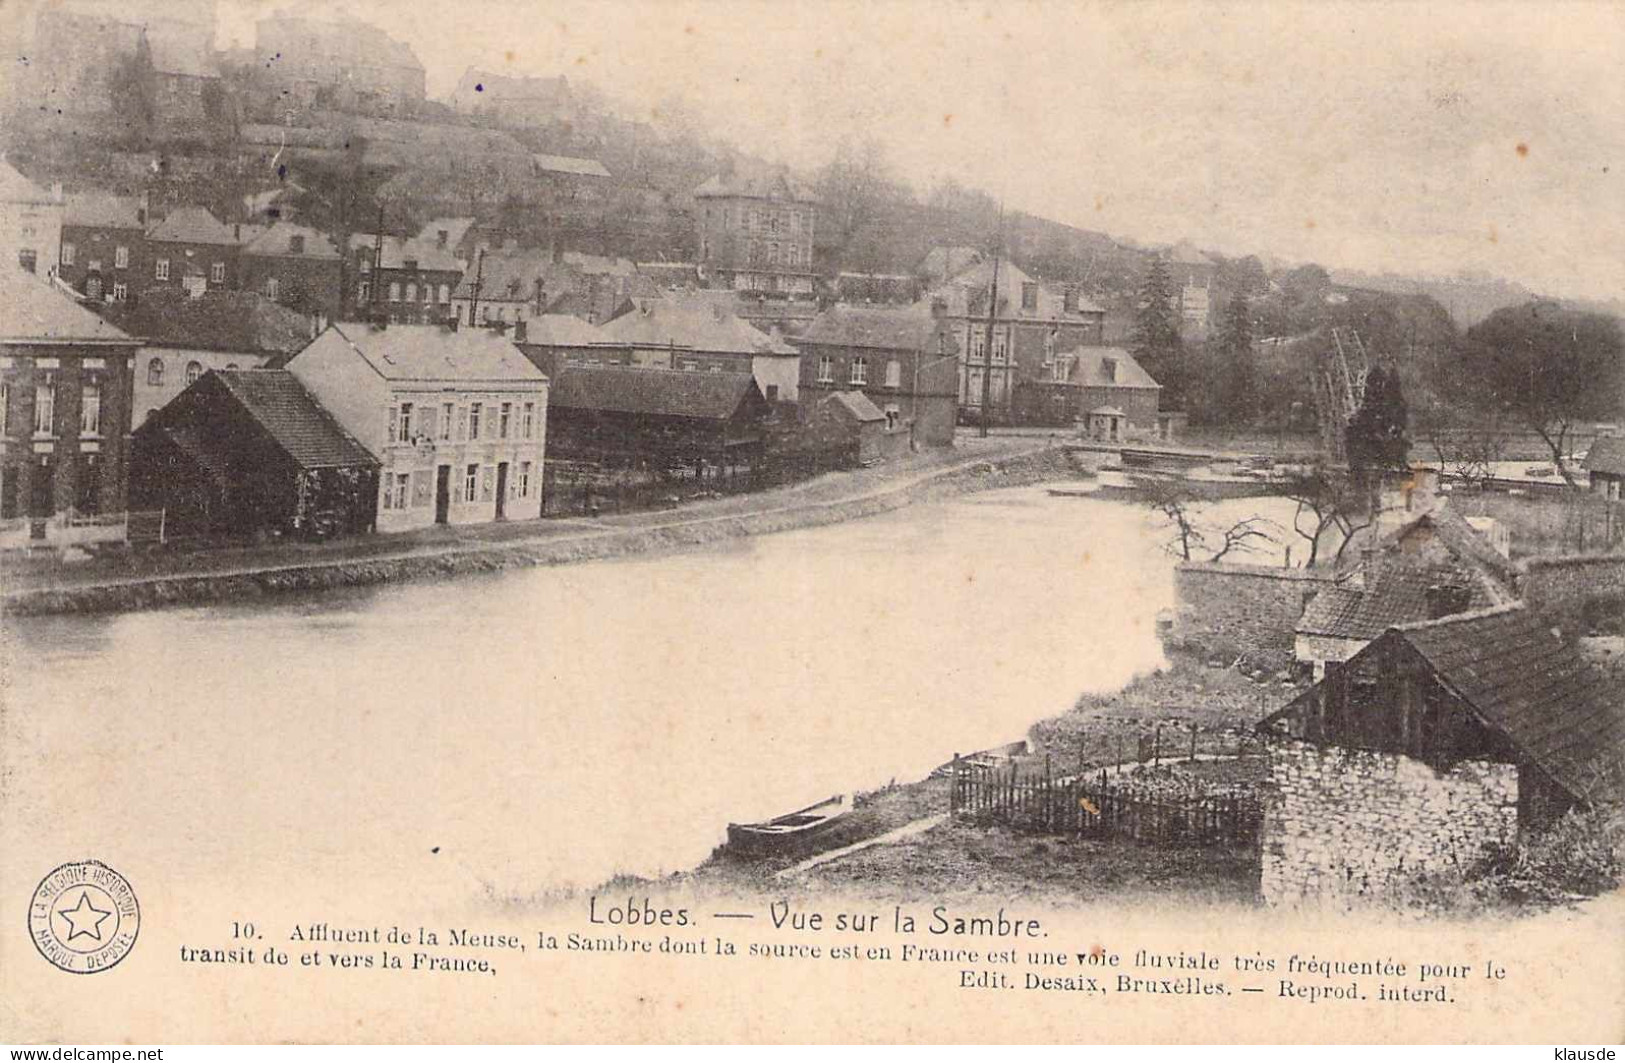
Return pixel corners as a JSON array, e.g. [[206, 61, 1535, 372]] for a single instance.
[[1521, 554, 1625, 632], [1171, 562, 1336, 670], [1260, 740, 1518, 906]]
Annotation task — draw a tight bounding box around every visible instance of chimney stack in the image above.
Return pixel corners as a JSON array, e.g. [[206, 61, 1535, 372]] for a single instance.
[[512, 318, 528, 343], [1425, 583, 1472, 620]]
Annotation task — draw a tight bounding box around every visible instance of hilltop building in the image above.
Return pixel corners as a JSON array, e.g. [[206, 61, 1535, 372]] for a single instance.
[[693, 166, 818, 297], [254, 13, 425, 116]]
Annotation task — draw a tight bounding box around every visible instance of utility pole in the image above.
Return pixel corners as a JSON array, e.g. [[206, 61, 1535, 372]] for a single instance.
[[469, 247, 486, 327], [978, 205, 1004, 439], [371, 206, 384, 320]]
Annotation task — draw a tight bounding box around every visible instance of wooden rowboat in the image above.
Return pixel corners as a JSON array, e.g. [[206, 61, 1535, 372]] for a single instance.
[[725, 794, 852, 856]]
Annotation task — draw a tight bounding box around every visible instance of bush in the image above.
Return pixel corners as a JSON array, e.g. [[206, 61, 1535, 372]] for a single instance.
[[1474, 807, 1625, 904]]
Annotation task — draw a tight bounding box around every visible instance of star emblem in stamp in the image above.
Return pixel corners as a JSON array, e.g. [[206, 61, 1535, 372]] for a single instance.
[[29, 861, 141, 974]]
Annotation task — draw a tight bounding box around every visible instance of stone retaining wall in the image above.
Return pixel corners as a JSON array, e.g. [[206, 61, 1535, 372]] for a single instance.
[[1171, 562, 1336, 670]]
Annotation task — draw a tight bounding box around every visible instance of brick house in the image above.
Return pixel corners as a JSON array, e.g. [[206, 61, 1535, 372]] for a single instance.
[[596, 297, 802, 405], [285, 323, 548, 531], [59, 193, 148, 303], [0, 267, 143, 524], [693, 166, 818, 297], [240, 222, 344, 322], [790, 304, 962, 448], [350, 233, 462, 324], [143, 207, 242, 297], [920, 257, 1106, 420]]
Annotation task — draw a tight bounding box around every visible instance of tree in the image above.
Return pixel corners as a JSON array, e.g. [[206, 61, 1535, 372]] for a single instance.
[[1461, 302, 1625, 486], [1212, 291, 1257, 424], [815, 137, 910, 274], [1280, 466, 1375, 567], [109, 32, 158, 149], [1143, 479, 1277, 563], [1345, 364, 1411, 496], [1132, 258, 1185, 407]]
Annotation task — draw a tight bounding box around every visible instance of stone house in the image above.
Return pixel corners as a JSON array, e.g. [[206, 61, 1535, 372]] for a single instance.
[[790, 304, 962, 448], [59, 193, 148, 302], [1257, 603, 1623, 905], [285, 323, 549, 532], [253, 15, 426, 117], [350, 233, 462, 324], [1023, 345, 1163, 436], [692, 165, 818, 297], [807, 390, 896, 466], [1585, 436, 1625, 500], [130, 369, 378, 541], [143, 207, 242, 298], [240, 222, 345, 322], [595, 297, 802, 406]]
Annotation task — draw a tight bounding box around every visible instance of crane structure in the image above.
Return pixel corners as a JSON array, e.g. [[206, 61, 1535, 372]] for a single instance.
[[1312, 326, 1371, 464]]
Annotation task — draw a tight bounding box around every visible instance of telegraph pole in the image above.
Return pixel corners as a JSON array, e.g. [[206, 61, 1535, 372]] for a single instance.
[[978, 206, 1004, 439], [469, 248, 486, 327]]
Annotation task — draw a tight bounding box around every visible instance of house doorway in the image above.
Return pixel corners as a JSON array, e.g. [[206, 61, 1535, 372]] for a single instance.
[[30, 457, 54, 517], [434, 465, 451, 524], [494, 462, 509, 520]]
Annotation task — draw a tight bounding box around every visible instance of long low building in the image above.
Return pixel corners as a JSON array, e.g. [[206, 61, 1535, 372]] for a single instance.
[[545, 365, 769, 472]]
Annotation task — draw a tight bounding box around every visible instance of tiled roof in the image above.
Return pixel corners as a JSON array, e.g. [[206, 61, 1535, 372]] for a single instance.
[[148, 206, 239, 246], [549, 366, 764, 421], [824, 390, 885, 423], [597, 297, 796, 356], [1296, 558, 1498, 641], [693, 164, 816, 203], [533, 154, 611, 178], [0, 267, 139, 345], [1371, 505, 1520, 591], [64, 193, 144, 229], [451, 250, 572, 302], [1586, 436, 1625, 478], [1067, 346, 1160, 389], [96, 289, 314, 355], [241, 221, 341, 260], [794, 305, 947, 352], [211, 370, 378, 469], [323, 324, 544, 383], [1397, 605, 1624, 804]]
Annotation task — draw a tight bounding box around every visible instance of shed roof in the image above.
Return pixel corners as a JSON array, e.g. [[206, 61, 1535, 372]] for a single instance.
[[1295, 558, 1502, 641], [824, 390, 885, 423], [211, 370, 378, 469], [318, 324, 545, 383], [0, 267, 139, 346], [1369, 505, 1520, 591], [549, 366, 764, 421], [1585, 436, 1625, 478], [794, 304, 946, 352]]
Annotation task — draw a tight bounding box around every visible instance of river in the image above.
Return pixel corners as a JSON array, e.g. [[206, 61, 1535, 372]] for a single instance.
[[1, 485, 1297, 905]]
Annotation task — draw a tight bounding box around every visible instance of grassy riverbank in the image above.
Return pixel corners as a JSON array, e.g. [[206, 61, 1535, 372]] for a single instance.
[[3, 437, 1071, 616]]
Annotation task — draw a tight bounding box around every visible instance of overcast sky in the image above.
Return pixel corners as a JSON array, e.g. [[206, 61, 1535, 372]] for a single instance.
[[208, 1, 1620, 301]]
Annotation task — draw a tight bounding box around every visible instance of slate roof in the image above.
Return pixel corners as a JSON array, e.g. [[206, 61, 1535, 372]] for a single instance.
[[1369, 505, 1520, 591], [97, 289, 314, 356], [549, 366, 764, 421], [148, 206, 239, 246], [598, 298, 796, 356], [794, 305, 947, 352], [1296, 558, 1499, 641], [323, 324, 544, 383], [64, 193, 145, 229], [211, 370, 378, 469], [1067, 346, 1160, 389], [1396, 605, 1625, 804], [825, 390, 885, 423], [451, 250, 572, 302], [693, 164, 816, 203], [415, 217, 475, 252], [1585, 436, 1625, 478], [921, 257, 1104, 321], [533, 154, 611, 178], [0, 159, 55, 204], [241, 221, 341, 259], [0, 267, 139, 346], [516, 313, 608, 348], [352, 233, 462, 273]]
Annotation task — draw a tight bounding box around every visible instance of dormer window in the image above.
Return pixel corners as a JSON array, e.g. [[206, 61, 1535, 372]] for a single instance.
[[288, 234, 305, 254], [1021, 282, 1038, 310], [1102, 357, 1117, 383], [403, 259, 417, 272]]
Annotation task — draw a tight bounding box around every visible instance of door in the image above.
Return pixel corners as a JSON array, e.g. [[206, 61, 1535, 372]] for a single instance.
[[30, 456, 54, 517], [434, 465, 451, 524], [494, 462, 509, 520]]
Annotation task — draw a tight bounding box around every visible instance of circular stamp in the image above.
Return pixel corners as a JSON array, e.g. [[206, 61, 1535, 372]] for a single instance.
[[28, 861, 141, 974]]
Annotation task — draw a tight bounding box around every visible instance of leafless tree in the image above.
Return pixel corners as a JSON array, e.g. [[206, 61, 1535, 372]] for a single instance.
[[1142, 478, 1279, 563]]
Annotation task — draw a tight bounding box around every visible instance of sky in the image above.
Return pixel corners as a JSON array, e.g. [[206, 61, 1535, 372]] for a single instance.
[[129, 1, 1625, 301]]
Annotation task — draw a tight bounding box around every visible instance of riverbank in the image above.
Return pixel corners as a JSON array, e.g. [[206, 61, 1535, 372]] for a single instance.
[[2, 438, 1072, 617]]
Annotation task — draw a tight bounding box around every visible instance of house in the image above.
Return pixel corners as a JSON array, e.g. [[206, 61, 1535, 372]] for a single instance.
[[790, 304, 962, 448], [59, 193, 148, 302], [808, 390, 893, 466], [510, 314, 612, 377], [1016, 345, 1161, 434], [918, 257, 1106, 420], [916, 246, 983, 285], [254, 14, 426, 116], [284, 323, 549, 531], [130, 369, 378, 541], [415, 218, 478, 267], [1, 160, 64, 279], [97, 289, 317, 427], [545, 366, 768, 475], [450, 249, 580, 329], [1585, 436, 1625, 500], [144, 207, 242, 297], [240, 222, 344, 321], [450, 68, 578, 128], [693, 165, 818, 297], [349, 233, 462, 324], [595, 297, 802, 405], [1257, 603, 1624, 904], [0, 267, 143, 525]]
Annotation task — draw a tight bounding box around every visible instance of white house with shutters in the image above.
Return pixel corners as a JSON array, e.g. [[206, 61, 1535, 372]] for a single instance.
[[285, 322, 548, 532]]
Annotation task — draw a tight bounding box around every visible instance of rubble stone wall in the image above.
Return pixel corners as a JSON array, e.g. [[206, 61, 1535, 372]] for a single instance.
[[1522, 554, 1625, 632], [1260, 739, 1518, 906], [1171, 562, 1336, 670]]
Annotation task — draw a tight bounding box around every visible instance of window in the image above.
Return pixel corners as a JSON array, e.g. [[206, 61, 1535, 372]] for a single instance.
[[405, 282, 417, 303], [884, 404, 901, 432], [399, 402, 414, 440], [681, 359, 699, 372], [79, 382, 101, 435], [114, 246, 129, 269], [969, 328, 986, 362], [389, 282, 401, 302], [469, 403, 482, 440], [767, 242, 779, 264], [185, 361, 203, 386], [481, 466, 494, 501], [210, 262, 225, 284], [266, 277, 279, 300], [18, 249, 37, 274], [358, 281, 370, 304], [464, 464, 479, 503], [817, 354, 834, 383], [522, 402, 535, 438], [849, 356, 867, 385], [358, 251, 372, 274], [518, 461, 532, 498], [438, 284, 450, 304], [456, 405, 468, 440], [790, 211, 801, 233], [112, 282, 127, 302], [1043, 328, 1057, 364], [499, 402, 511, 439], [155, 258, 170, 281], [386, 472, 410, 510], [991, 328, 1008, 364], [86, 276, 103, 301], [288, 235, 305, 254], [439, 402, 453, 440], [885, 359, 901, 388], [1021, 282, 1038, 310], [147, 358, 164, 386], [62, 242, 76, 266], [34, 381, 54, 435], [0, 382, 7, 434]]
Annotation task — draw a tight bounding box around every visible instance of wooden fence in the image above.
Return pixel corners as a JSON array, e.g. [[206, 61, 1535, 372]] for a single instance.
[[950, 757, 1263, 850]]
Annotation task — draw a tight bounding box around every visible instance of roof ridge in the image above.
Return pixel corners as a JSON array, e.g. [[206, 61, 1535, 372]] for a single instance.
[[1391, 600, 1526, 632]]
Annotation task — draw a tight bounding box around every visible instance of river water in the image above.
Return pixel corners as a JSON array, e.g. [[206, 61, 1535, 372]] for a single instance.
[[2, 485, 1296, 903]]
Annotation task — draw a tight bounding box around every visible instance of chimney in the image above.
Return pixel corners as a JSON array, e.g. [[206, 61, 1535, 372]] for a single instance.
[[929, 296, 948, 318], [1425, 583, 1473, 620], [234, 223, 242, 241], [436, 229, 448, 249], [138, 191, 150, 226], [533, 277, 545, 315], [1102, 356, 1117, 383], [512, 318, 527, 343]]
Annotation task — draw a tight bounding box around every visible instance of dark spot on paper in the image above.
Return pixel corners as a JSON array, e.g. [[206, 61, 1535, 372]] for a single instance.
[[1515, 142, 1528, 157], [475, 83, 483, 92], [943, 114, 953, 127], [1304, 217, 1316, 230], [430, 846, 440, 854]]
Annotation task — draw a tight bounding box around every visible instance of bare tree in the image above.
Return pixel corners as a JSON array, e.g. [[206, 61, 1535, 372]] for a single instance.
[[1143, 479, 1279, 563], [1280, 466, 1377, 567]]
